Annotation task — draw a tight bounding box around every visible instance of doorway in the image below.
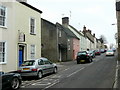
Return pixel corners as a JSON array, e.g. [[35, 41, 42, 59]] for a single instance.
[[19, 45, 24, 66]]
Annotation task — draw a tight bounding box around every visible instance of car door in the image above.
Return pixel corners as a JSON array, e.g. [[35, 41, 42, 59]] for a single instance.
[[38, 59, 47, 75], [44, 59, 53, 74]]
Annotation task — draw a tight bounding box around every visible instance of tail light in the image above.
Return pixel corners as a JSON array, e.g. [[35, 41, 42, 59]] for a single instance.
[[32, 69, 37, 71], [86, 54, 89, 56], [17, 70, 21, 72]]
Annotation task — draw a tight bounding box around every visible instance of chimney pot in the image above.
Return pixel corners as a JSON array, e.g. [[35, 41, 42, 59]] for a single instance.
[[62, 17, 69, 27]]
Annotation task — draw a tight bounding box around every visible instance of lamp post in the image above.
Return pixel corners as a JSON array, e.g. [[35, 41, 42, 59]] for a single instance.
[[116, 0, 120, 61]]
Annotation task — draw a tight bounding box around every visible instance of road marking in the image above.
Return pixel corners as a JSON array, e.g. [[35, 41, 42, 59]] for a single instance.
[[63, 68, 70, 71], [32, 82, 51, 86], [51, 75, 61, 78], [43, 79, 59, 89], [67, 67, 85, 77]]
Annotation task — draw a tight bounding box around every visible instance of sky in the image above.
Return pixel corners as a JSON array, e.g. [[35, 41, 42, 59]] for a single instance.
[[27, 0, 117, 45]]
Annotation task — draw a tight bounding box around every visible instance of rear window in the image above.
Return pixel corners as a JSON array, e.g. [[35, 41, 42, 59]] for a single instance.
[[107, 50, 113, 52], [88, 51, 93, 53], [77, 52, 87, 56], [95, 50, 99, 52], [21, 60, 35, 66]]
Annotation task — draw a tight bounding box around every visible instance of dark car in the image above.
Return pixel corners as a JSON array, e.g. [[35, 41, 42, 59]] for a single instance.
[[76, 51, 92, 64], [95, 50, 101, 55], [87, 50, 96, 58], [100, 49, 105, 53], [0, 71, 22, 90]]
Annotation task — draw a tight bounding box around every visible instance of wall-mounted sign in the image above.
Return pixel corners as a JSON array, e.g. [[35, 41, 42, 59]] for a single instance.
[[19, 32, 25, 42]]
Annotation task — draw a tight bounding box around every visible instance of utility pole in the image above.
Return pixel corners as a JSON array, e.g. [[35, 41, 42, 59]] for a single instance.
[[116, 0, 120, 61]]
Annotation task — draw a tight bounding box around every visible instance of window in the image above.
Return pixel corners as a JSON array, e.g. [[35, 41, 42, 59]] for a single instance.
[[59, 30, 62, 37], [0, 6, 6, 27], [0, 42, 6, 63], [30, 18, 36, 35], [68, 45, 70, 50], [44, 60, 50, 64], [30, 45, 35, 59], [38, 60, 44, 65]]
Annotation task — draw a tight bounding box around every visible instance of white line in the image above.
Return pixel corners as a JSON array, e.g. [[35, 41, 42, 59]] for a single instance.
[[44, 80, 59, 89], [113, 60, 119, 88], [64, 68, 70, 71], [32, 82, 51, 86], [67, 67, 85, 77]]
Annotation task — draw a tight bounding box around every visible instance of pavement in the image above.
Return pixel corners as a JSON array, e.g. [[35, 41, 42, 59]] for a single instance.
[[113, 52, 120, 89], [116, 52, 120, 89]]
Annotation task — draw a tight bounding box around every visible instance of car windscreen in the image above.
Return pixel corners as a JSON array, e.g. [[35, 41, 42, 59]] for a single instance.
[[21, 60, 35, 66]]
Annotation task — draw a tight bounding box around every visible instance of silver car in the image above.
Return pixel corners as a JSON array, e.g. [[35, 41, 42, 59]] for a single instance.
[[18, 57, 57, 79]]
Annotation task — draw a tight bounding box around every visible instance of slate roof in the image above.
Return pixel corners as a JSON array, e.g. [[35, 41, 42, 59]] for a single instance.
[[56, 23, 79, 40], [19, 2, 42, 13], [69, 25, 85, 37]]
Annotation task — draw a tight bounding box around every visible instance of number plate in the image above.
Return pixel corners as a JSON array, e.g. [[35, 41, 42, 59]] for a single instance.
[[23, 68, 30, 70], [80, 60, 85, 62]]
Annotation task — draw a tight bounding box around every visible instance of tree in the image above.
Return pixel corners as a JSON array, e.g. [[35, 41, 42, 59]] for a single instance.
[[110, 43, 114, 49], [99, 35, 107, 44]]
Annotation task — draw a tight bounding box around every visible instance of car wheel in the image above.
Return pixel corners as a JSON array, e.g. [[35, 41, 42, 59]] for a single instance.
[[37, 71, 42, 79], [11, 77, 20, 90], [53, 67, 57, 73], [77, 61, 80, 64]]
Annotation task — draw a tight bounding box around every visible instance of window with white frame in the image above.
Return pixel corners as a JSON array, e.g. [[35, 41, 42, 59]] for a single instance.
[[0, 42, 6, 63], [68, 44, 70, 50], [30, 18, 36, 34], [59, 30, 62, 37], [0, 6, 6, 27], [30, 45, 35, 59]]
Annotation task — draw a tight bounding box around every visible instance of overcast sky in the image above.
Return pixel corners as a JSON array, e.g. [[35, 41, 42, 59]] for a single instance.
[[27, 0, 117, 45]]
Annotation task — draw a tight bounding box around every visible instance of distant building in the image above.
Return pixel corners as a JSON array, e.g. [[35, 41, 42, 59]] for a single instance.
[[82, 26, 94, 50]]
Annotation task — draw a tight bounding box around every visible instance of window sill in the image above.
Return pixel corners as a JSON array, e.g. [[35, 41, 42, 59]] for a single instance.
[[30, 33, 36, 35], [0, 26, 7, 29], [0, 62, 7, 65]]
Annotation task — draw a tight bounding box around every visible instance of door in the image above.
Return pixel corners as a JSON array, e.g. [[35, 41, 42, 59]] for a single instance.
[[19, 46, 24, 66]]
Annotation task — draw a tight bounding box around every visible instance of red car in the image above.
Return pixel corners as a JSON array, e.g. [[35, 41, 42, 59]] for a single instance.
[[95, 50, 101, 55]]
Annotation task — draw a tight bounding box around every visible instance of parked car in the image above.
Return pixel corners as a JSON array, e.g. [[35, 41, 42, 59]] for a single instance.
[[18, 57, 57, 79], [95, 50, 101, 55], [87, 50, 96, 58], [106, 50, 115, 56], [0, 71, 22, 90], [76, 51, 92, 64], [100, 49, 105, 53], [112, 48, 116, 52]]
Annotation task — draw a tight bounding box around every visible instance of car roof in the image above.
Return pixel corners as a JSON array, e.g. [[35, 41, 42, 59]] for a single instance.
[[78, 51, 87, 53], [24, 57, 48, 61]]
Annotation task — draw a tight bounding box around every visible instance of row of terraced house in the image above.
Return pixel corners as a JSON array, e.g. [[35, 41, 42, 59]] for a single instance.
[[0, 1, 105, 72]]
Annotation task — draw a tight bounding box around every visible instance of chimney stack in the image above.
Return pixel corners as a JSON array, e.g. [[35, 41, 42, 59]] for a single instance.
[[93, 33, 95, 37], [62, 17, 69, 27], [83, 25, 86, 31], [88, 29, 91, 34]]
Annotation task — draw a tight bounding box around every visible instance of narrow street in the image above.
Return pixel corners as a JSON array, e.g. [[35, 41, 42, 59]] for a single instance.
[[20, 53, 117, 89]]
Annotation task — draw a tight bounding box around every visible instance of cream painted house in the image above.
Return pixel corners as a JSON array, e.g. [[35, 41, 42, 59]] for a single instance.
[[0, 1, 42, 72]]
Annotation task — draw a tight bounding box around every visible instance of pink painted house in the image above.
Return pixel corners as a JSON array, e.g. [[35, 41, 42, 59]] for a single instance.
[[73, 38, 80, 60]]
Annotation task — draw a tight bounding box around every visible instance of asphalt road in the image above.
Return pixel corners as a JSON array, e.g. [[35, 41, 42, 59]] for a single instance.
[[20, 53, 117, 89]]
